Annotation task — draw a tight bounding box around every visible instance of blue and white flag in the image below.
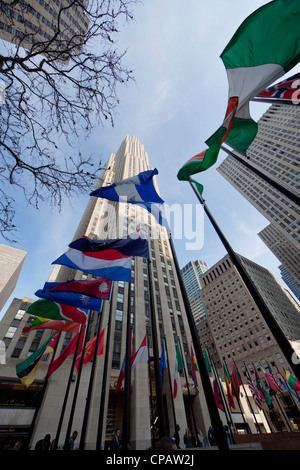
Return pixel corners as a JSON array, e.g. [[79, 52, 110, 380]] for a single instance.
[[90, 169, 169, 228]]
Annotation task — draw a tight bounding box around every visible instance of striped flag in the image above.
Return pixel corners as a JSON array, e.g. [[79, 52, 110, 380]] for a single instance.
[[245, 369, 262, 410]]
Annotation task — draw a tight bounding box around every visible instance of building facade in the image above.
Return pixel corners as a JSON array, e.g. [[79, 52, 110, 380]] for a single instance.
[[181, 260, 208, 324], [0, 245, 26, 312], [217, 103, 300, 286], [0, 136, 209, 450], [0, 1, 89, 62], [197, 254, 300, 433]]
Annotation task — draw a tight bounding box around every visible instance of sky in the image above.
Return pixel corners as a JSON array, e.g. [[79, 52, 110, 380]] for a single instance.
[[1, 0, 299, 319]]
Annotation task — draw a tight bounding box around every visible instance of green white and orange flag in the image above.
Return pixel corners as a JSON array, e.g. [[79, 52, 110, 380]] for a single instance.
[[177, 0, 300, 191]]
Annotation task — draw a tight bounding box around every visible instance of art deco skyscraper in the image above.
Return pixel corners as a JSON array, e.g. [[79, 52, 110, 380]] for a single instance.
[[217, 103, 300, 285], [28, 135, 207, 449]]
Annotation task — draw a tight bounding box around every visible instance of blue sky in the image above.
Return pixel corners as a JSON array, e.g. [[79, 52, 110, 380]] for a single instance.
[[1, 0, 299, 319]]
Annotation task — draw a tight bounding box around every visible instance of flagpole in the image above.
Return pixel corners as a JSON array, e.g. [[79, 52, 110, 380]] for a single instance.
[[188, 181, 300, 384], [235, 360, 260, 433], [220, 144, 300, 206], [79, 308, 104, 450], [147, 257, 166, 439], [163, 335, 177, 434], [122, 281, 132, 450], [63, 312, 92, 450], [147, 328, 155, 447], [251, 97, 300, 106], [241, 362, 261, 433], [96, 284, 114, 450], [225, 359, 250, 433], [211, 358, 235, 443], [55, 324, 84, 448], [251, 362, 273, 432], [168, 234, 229, 450], [177, 338, 198, 444], [26, 331, 62, 450]]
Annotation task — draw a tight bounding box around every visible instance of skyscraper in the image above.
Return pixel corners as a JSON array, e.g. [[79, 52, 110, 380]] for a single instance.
[[0, 245, 26, 312], [0, 136, 207, 449], [181, 260, 208, 324], [217, 103, 300, 285]]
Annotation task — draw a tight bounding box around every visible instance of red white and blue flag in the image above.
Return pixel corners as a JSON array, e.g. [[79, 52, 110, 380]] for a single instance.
[[257, 72, 300, 101], [52, 232, 149, 282]]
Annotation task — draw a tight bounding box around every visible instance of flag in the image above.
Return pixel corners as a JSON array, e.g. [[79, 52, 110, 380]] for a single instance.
[[231, 363, 242, 399], [47, 328, 85, 378], [191, 345, 199, 395], [23, 317, 80, 334], [267, 364, 284, 394], [35, 289, 103, 312], [245, 369, 262, 410], [160, 341, 167, 391], [223, 362, 235, 409], [90, 169, 168, 227], [286, 370, 300, 392], [254, 366, 272, 406], [173, 343, 183, 398], [262, 366, 277, 396], [27, 299, 88, 324], [257, 72, 300, 101], [115, 354, 126, 395], [277, 369, 300, 402], [131, 334, 148, 376], [177, 0, 300, 188], [74, 328, 106, 373], [211, 366, 224, 412], [16, 332, 58, 387], [35, 278, 112, 311], [53, 232, 149, 282], [205, 348, 211, 373]]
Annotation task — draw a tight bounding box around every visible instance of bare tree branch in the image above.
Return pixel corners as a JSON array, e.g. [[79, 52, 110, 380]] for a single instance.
[[0, 0, 137, 241]]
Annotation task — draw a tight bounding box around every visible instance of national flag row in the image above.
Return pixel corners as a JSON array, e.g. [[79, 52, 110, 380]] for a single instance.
[[177, 0, 300, 194], [16, 168, 167, 386], [204, 349, 300, 415]]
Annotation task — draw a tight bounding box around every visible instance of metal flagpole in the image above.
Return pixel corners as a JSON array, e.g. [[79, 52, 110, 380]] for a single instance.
[[79, 308, 104, 450], [220, 145, 300, 206], [96, 284, 114, 450], [188, 181, 300, 384], [122, 281, 132, 450], [224, 359, 250, 433], [55, 325, 84, 448], [163, 335, 177, 434], [241, 362, 262, 433], [63, 312, 92, 450], [177, 338, 198, 444], [147, 257, 166, 439], [168, 234, 229, 450], [26, 331, 62, 450]]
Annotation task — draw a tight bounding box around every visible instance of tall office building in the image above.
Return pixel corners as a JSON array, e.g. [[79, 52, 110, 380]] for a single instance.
[[279, 265, 300, 303], [217, 103, 300, 285], [197, 254, 300, 432], [0, 136, 208, 449], [181, 260, 208, 324], [0, 1, 89, 62], [0, 245, 26, 312]]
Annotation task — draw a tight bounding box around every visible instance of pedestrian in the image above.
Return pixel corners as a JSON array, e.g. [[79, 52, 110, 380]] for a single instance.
[[110, 428, 121, 450], [173, 424, 180, 449], [197, 429, 206, 447], [157, 436, 177, 450], [183, 428, 193, 448], [208, 426, 216, 446], [68, 431, 78, 450], [34, 434, 51, 450], [1, 437, 12, 450]]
